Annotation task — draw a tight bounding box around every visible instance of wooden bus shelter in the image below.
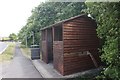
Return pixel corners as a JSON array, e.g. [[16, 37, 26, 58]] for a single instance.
[[40, 14, 101, 75]]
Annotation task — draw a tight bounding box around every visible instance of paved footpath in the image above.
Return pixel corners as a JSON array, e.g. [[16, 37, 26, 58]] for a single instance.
[[2, 43, 42, 78]]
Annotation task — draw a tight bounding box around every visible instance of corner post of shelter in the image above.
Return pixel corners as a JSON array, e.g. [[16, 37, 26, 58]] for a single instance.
[[41, 29, 48, 63]]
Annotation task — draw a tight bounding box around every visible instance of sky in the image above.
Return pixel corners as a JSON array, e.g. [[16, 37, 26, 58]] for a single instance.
[[0, 0, 45, 37]]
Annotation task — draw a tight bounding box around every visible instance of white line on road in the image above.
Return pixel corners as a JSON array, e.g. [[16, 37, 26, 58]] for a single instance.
[[0, 44, 8, 54]]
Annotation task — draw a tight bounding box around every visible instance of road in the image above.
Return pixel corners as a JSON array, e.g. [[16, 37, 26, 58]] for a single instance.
[[2, 43, 42, 78], [0, 42, 8, 54]]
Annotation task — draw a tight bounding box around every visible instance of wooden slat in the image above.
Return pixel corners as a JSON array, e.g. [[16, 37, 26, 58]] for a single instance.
[[71, 19, 94, 23], [63, 30, 96, 33], [53, 41, 63, 74], [64, 45, 99, 48], [63, 34, 97, 37], [64, 64, 94, 73], [63, 23, 95, 28], [64, 62, 94, 68], [64, 57, 92, 63], [63, 37, 98, 40], [64, 22, 93, 25], [64, 39, 98, 43], [64, 40, 98, 45], [64, 48, 97, 53]]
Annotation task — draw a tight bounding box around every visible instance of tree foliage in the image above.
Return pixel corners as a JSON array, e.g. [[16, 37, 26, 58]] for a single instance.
[[85, 2, 120, 79], [9, 33, 17, 41], [18, 2, 86, 46]]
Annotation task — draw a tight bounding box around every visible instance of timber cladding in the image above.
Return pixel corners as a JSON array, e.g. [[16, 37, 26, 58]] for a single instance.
[[62, 16, 100, 75], [42, 41, 48, 63], [41, 14, 101, 76], [63, 53, 95, 75], [53, 41, 63, 74]]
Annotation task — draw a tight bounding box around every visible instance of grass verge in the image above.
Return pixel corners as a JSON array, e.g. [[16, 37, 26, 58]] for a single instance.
[[20, 44, 31, 59], [0, 42, 16, 63]]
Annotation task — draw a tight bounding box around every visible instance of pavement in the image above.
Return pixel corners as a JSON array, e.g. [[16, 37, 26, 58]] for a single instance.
[[32, 59, 102, 78], [0, 42, 8, 54], [2, 43, 42, 78], [32, 60, 63, 78]]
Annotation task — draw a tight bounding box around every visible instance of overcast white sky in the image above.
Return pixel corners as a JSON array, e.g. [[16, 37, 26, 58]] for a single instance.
[[0, 0, 45, 37]]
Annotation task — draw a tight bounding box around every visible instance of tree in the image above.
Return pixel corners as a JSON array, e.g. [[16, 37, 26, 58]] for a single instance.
[[18, 2, 86, 47], [84, 2, 120, 79], [9, 33, 17, 41]]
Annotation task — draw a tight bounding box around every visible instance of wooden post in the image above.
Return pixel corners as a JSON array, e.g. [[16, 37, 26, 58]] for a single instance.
[[87, 51, 98, 68]]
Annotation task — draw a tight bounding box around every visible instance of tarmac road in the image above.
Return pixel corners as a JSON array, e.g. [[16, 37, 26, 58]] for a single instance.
[[0, 42, 8, 54], [2, 43, 42, 78]]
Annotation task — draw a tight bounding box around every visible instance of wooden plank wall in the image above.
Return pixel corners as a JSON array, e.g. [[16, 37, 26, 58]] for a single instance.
[[63, 54, 95, 75], [63, 16, 100, 75], [42, 41, 48, 63], [47, 28, 53, 62], [53, 41, 64, 75]]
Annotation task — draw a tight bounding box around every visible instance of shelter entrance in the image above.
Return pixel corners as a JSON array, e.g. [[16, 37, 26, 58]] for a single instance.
[[47, 28, 53, 63]]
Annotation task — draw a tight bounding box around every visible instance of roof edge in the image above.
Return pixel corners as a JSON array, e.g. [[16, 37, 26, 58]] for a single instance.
[[40, 14, 88, 31]]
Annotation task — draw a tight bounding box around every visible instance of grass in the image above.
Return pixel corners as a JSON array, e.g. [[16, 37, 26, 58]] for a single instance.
[[20, 44, 31, 59], [0, 42, 16, 63], [20, 44, 42, 59]]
